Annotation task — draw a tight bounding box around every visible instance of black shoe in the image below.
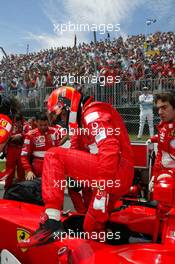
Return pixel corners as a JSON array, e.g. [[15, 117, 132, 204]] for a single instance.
[[18, 214, 65, 248]]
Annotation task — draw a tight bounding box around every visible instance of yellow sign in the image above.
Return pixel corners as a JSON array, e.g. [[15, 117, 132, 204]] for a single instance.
[[145, 49, 160, 57], [17, 228, 31, 252]]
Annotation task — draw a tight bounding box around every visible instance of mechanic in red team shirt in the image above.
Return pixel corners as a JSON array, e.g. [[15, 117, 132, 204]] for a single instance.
[[0, 113, 30, 189], [19, 86, 134, 247], [21, 112, 60, 180], [149, 93, 175, 213], [27, 116, 37, 130]]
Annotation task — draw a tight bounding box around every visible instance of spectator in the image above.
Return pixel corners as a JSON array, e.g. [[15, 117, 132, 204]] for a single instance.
[[137, 87, 154, 139]]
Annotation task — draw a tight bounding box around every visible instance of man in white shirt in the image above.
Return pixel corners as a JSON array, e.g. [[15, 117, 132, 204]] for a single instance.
[[137, 87, 154, 139]]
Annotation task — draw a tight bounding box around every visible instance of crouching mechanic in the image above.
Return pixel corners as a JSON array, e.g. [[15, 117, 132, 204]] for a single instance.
[[21, 112, 61, 180], [19, 86, 134, 247], [149, 93, 175, 213]]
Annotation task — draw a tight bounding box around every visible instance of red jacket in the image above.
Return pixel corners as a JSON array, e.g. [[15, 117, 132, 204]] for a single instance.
[[21, 127, 59, 172], [71, 102, 134, 194], [153, 121, 175, 176]]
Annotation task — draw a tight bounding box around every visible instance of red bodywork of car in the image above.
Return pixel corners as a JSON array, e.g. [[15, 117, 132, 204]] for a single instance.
[[0, 199, 175, 264], [0, 141, 175, 263]]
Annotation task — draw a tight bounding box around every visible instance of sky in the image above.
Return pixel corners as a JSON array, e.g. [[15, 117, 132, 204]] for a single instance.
[[0, 0, 175, 59]]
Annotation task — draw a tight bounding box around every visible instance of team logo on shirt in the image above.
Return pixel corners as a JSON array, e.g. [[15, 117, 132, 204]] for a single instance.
[[35, 136, 46, 147], [39, 136, 45, 142]]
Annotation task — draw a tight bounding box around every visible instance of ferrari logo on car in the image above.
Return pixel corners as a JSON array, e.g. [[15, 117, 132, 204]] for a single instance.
[[17, 228, 31, 252]]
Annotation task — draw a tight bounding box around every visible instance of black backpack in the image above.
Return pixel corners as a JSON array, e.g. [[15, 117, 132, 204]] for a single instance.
[[3, 178, 44, 205]]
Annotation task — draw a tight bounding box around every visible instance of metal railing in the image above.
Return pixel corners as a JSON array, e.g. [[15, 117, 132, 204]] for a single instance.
[[2, 78, 174, 110], [1, 78, 174, 137], [86, 78, 175, 108]]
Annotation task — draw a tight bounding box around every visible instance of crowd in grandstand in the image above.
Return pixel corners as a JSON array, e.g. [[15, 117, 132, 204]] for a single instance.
[[0, 31, 174, 108]]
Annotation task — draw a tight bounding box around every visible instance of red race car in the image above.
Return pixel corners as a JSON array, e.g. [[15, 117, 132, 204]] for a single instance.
[[0, 142, 175, 264], [0, 198, 175, 264]]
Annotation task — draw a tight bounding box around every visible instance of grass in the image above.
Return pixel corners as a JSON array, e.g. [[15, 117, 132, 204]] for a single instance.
[[0, 162, 5, 171], [129, 134, 150, 141]]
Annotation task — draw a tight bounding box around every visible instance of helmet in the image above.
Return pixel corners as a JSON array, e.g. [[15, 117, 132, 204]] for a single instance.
[[47, 86, 81, 128]]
